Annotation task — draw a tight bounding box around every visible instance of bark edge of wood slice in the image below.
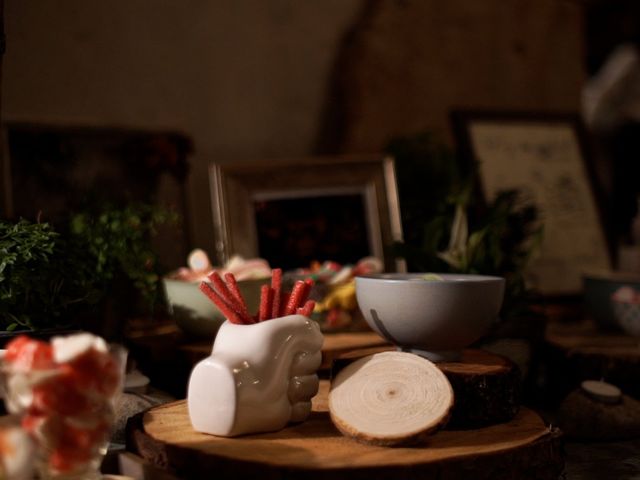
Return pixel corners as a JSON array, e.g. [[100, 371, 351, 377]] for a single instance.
[[438, 349, 521, 429], [333, 348, 521, 429], [329, 351, 454, 446]]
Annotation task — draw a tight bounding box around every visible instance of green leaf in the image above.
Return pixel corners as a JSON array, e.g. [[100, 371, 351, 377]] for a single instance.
[[466, 229, 486, 266], [0, 203, 178, 331]]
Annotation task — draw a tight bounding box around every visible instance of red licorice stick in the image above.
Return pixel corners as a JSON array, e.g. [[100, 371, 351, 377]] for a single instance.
[[258, 284, 273, 322], [270, 268, 282, 320], [290, 278, 314, 315], [224, 273, 253, 324], [199, 282, 246, 324], [279, 292, 291, 317], [209, 271, 252, 324], [299, 278, 314, 307], [297, 300, 315, 317], [284, 280, 307, 316], [208, 271, 234, 302]]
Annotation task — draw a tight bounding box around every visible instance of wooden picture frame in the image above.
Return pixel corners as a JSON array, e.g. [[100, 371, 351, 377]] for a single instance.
[[209, 155, 404, 272], [452, 110, 613, 297]]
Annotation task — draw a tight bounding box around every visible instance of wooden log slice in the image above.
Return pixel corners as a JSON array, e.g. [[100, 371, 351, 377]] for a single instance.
[[332, 348, 521, 429], [438, 349, 521, 429], [126, 382, 563, 480], [329, 351, 454, 446]]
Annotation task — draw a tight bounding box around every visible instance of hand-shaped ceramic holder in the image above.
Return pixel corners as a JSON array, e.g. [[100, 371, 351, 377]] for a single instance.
[[188, 314, 324, 437]]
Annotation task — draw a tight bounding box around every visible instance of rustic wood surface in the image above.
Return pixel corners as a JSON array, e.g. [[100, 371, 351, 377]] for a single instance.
[[546, 318, 640, 355], [316, 0, 583, 152], [126, 319, 388, 370], [127, 380, 563, 479], [178, 329, 389, 370], [125, 320, 389, 397], [438, 349, 521, 428], [319, 331, 389, 369], [545, 319, 640, 401]]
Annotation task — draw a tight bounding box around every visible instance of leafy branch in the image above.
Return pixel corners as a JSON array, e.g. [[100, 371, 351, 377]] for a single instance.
[[387, 132, 544, 327], [0, 204, 177, 332]]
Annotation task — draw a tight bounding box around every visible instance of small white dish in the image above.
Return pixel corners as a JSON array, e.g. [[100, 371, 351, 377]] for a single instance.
[[124, 370, 150, 394]]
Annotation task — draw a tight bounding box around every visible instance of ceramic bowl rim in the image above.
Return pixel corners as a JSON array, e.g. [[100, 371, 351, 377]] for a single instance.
[[582, 269, 640, 283], [355, 273, 505, 284]]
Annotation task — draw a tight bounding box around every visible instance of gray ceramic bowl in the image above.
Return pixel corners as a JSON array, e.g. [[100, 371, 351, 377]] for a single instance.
[[163, 276, 270, 338], [355, 273, 505, 362]]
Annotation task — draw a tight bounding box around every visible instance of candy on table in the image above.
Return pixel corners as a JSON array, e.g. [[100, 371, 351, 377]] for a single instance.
[[612, 286, 640, 304], [297, 257, 383, 329], [224, 255, 272, 280], [4, 336, 55, 371], [293, 260, 342, 283], [187, 248, 212, 272], [199, 268, 315, 324], [294, 257, 383, 285], [168, 251, 271, 283], [0, 417, 35, 480], [352, 257, 384, 276], [3, 333, 123, 476]]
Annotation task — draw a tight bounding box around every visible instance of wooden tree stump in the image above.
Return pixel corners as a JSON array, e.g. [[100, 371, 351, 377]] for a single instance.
[[439, 349, 521, 429], [544, 319, 640, 402], [126, 383, 562, 480], [333, 348, 521, 429]]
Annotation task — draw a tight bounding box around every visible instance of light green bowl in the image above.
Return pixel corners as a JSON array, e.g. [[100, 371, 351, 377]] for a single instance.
[[163, 277, 270, 338]]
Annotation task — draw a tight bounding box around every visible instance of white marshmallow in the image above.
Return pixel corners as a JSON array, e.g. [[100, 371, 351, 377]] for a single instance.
[[0, 422, 35, 480], [51, 333, 108, 364], [187, 248, 212, 272]]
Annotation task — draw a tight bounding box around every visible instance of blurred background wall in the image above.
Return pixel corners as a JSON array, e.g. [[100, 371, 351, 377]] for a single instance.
[[0, 0, 594, 265]]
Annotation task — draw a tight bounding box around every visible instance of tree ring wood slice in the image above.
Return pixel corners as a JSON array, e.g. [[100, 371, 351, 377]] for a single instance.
[[329, 351, 454, 446], [438, 349, 521, 429]]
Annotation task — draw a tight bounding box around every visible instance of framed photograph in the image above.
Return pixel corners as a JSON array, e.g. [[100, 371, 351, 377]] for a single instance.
[[209, 155, 404, 272], [452, 111, 613, 297]]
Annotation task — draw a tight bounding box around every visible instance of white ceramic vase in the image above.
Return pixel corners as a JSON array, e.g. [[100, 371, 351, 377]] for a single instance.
[[187, 314, 324, 437]]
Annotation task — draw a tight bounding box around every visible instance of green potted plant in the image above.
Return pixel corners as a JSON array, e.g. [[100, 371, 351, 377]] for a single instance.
[[387, 132, 543, 335], [0, 203, 176, 341], [0, 219, 84, 334]]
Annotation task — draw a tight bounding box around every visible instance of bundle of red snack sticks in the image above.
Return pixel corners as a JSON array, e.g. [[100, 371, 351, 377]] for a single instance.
[[199, 268, 315, 325]]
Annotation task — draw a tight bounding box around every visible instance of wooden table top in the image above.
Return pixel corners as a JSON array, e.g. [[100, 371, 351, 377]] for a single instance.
[[129, 379, 561, 478], [545, 318, 640, 357], [125, 318, 390, 370]]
